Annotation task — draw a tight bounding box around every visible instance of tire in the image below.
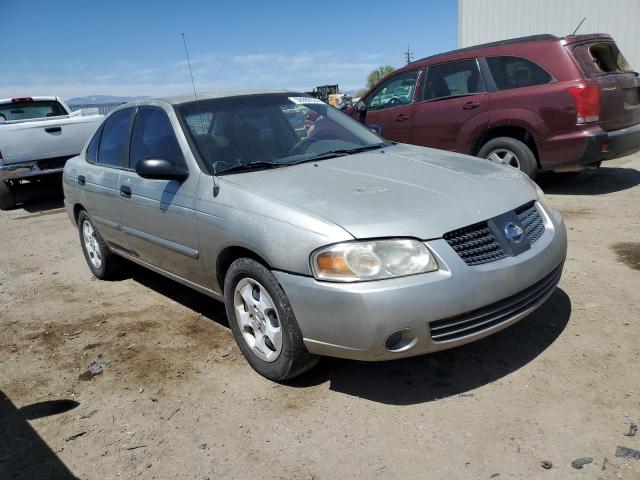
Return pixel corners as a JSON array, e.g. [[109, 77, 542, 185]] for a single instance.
[[0, 182, 16, 210], [224, 258, 318, 381], [478, 137, 538, 179], [77, 210, 121, 280]]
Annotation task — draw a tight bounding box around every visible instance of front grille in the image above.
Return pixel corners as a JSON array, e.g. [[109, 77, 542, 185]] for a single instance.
[[429, 263, 563, 343], [516, 201, 545, 244], [444, 201, 545, 266], [37, 156, 72, 171], [443, 222, 506, 266]]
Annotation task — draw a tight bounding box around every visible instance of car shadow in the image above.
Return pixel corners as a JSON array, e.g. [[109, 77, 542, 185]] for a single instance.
[[289, 288, 571, 405], [12, 180, 65, 213], [0, 390, 78, 479], [118, 261, 570, 405], [126, 263, 229, 328], [537, 166, 640, 195]]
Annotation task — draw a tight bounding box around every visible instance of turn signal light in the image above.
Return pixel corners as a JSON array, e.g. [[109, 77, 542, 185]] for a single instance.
[[568, 85, 600, 124]]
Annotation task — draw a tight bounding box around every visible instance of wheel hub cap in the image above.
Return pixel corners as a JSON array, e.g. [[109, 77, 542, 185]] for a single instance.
[[82, 220, 102, 269], [487, 148, 521, 169], [233, 278, 282, 362]]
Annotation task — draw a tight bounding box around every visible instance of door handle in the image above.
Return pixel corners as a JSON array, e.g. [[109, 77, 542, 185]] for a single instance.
[[462, 102, 480, 110], [119, 185, 132, 198], [77, 175, 85, 186], [45, 126, 62, 133], [395, 113, 411, 122]]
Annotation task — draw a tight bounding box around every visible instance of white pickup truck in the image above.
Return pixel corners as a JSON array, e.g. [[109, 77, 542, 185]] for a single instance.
[[0, 96, 103, 209]]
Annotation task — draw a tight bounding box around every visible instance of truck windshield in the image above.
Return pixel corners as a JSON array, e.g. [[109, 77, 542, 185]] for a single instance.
[[0, 100, 67, 122], [176, 93, 387, 175]]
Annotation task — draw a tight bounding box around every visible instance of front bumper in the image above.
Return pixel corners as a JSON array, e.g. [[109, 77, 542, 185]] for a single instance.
[[274, 202, 567, 361]]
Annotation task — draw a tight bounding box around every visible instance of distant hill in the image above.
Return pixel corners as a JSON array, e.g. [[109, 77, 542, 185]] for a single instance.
[[66, 95, 147, 105]]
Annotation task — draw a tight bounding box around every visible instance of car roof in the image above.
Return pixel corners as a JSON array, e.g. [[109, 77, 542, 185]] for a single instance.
[[145, 88, 299, 106], [0, 96, 60, 104]]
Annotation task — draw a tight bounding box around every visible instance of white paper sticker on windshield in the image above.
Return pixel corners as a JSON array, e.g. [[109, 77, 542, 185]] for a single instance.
[[288, 96, 325, 105]]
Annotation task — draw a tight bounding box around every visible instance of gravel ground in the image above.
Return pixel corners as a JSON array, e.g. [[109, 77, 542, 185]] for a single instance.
[[1, 154, 639, 480]]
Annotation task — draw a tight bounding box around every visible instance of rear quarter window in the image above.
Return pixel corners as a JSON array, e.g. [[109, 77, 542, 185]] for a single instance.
[[486, 56, 553, 90]]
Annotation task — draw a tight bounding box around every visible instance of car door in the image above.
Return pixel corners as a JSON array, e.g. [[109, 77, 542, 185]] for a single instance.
[[410, 59, 489, 153], [76, 108, 134, 251], [118, 106, 205, 285], [358, 69, 421, 143]]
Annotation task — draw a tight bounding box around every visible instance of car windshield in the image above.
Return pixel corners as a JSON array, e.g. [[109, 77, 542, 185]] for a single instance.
[[176, 93, 387, 175]]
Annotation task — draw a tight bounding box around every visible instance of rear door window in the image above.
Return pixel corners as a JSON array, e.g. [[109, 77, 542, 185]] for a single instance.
[[423, 59, 484, 101], [97, 108, 133, 168], [129, 107, 186, 169], [368, 70, 420, 111], [485, 56, 553, 90]]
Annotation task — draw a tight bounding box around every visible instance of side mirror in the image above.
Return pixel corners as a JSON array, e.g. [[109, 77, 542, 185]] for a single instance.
[[368, 124, 382, 135], [357, 100, 367, 112], [135, 158, 189, 181]]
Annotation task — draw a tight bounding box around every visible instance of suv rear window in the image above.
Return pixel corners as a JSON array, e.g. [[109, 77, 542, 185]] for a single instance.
[[423, 59, 484, 100], [486, 56, 553, 90], [588, 42, 631, 74], [0, 100, 67, 122]]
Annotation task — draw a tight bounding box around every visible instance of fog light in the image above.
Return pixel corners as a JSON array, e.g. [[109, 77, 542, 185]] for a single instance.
[[384, 328, 419, 352]]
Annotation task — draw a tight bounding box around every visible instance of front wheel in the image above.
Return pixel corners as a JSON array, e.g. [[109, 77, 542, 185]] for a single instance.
[[478, 137, 538, 179], [224, 258, 318, 381]]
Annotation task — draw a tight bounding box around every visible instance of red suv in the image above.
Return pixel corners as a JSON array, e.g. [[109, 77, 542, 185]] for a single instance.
[[350, 34, 640, 178]]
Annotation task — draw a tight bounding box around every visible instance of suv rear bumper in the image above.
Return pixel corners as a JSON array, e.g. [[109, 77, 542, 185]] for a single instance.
[[539, 123, 640, 170]]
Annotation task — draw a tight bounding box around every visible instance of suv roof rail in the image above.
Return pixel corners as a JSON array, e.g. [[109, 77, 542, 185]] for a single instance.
[[410, 34, 559, 64]]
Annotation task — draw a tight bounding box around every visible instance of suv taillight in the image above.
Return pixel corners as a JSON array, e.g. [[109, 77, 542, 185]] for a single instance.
[[568, 85, 600, 124]]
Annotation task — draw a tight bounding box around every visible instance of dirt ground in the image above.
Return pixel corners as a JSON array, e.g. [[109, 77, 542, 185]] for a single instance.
[[1, 154, 639, 480]]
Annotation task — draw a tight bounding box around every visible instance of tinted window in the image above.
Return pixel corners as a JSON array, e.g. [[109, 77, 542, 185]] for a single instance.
[[86, 126, 102, 163], [0, 100, 67, 122], [486, 56, 552, 90], [130, 108, 185, 169], [368, 71, 419, 111], [423, 59, 484, 101], [98, 108, 132, 167]]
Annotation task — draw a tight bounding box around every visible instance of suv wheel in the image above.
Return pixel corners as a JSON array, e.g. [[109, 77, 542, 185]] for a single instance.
[[77, 210, 122, 279], [478, 137, 538, 178], [0, 182, 16, 210], [224, 258, 318, 381]]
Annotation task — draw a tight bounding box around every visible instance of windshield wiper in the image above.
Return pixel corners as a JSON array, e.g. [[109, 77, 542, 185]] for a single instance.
[[218, 161, 288, 175], [293, 143, 387, 164]]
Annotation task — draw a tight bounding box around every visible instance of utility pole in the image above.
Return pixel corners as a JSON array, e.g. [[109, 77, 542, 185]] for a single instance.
[[404, 45, 414, 64]]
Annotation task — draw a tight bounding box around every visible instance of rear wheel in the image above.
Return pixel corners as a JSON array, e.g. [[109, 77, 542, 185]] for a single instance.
[[0, 182, 16, 210], [224, 258, 318, 381], [77, 210, 121, 279], [478, 137, 538, 179]]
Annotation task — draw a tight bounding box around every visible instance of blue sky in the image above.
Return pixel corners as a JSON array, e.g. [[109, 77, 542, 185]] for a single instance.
[[0, 0, 457, 99]]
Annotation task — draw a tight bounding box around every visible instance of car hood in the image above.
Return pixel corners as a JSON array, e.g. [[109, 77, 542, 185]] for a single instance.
[[222, 143, 538, 239]]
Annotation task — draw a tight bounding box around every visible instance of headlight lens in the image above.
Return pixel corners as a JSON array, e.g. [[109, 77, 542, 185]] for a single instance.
[[534, 182, 547, 204], [311, 239, 438, 282]]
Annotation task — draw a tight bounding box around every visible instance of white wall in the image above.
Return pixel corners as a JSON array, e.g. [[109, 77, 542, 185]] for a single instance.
[[458, 0, 640, 69]]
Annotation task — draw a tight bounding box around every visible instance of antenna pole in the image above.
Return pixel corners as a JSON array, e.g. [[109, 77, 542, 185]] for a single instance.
[[181, 33, 219, 195], [571, 17, 586, 36], [404, 45, 414, 64]]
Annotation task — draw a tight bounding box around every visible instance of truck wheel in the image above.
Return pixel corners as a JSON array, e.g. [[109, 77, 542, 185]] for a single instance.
[[224, 258, 318, 381], [77, 210, 121, 279], [0, 182, 16, 210], [478, 137, 538, 179]]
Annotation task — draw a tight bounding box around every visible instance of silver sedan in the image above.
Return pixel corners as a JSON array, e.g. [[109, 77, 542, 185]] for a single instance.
[[63, 90, 567, 381]]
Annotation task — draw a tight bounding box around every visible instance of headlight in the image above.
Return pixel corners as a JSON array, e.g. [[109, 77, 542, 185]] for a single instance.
[[310, 239, 438, 282], [534, 182, 547, 204]]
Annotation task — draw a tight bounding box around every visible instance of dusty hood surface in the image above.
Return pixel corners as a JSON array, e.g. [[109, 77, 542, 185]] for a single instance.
[[223, 143, 538, 239]]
